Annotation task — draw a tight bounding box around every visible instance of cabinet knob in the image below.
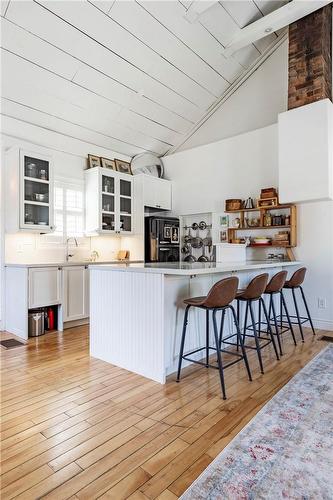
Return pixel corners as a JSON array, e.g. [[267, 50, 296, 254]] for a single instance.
[[58, 267, 62, 270]]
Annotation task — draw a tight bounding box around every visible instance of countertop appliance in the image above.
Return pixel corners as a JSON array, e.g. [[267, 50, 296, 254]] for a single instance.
[[145, 216, 180, 263]]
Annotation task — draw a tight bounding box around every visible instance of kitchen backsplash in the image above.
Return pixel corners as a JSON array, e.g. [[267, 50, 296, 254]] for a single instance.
[[5, 233, 144, 264]]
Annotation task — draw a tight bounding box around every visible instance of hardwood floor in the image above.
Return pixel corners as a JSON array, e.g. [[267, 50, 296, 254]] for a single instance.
[[0, 325, 331, 499]]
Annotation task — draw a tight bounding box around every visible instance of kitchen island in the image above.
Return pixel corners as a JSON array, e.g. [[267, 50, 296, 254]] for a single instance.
[[90, 261, 300, 383]]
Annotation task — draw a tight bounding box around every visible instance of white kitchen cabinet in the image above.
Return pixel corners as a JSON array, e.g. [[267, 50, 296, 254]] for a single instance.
[[85, 167, 134, 235], [140, 174, 172, 210], [5, 147, 55, 233], [63, 266, 89, 322], [28, 267, 62, 309]]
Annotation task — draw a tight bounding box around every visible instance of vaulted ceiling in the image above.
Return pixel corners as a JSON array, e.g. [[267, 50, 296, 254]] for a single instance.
[[1, 0, 287, 158]]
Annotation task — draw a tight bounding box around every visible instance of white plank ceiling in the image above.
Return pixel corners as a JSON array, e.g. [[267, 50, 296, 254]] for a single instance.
[[1, 0, 287, 158]]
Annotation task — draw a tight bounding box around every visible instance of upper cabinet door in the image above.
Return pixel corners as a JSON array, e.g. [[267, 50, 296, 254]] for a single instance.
[[20, 149, 54, 232], [118, 175, 133, 234], [143, 175, 172, 210], [101, 171, 117, 234]]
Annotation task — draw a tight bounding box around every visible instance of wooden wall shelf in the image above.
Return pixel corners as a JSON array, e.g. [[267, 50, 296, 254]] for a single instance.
[[226, 203, 297, 260], [233, 225, 291, 231], [225, 203, 294, 213]]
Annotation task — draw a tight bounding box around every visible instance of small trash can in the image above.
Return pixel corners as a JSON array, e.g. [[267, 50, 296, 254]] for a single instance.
[[28, 310, 45, 337]]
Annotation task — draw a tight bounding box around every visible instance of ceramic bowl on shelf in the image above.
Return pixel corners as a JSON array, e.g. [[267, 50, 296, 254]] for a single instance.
[[253, 237, 271, 245]]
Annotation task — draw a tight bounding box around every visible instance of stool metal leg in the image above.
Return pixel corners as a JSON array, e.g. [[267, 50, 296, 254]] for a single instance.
[[212, 310, 226, 399], [258, 299, 262, 338], [206, 309, 209, 368], [260, 298, 279, 361], [230, 305, 252, 382], [270, 294, 283, 356], [176, 305, 190, 382], [242, 301, 249, 345], [268, 295, 273, 327], [292, 288, 305, 342], [300, 286, 316, 335], [280, 291, 297, 346], [218, 309, 226, 350], [236, 301, 240, 351], [280, 292, 283, 329], [249, 300, 264, 374]]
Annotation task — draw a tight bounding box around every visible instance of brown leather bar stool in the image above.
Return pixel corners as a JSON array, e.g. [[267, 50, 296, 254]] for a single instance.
[[223, 273, 279, 374], [282, 267, 316, 341], [263, 271, 297, 355], [176, 276, 252, 400]]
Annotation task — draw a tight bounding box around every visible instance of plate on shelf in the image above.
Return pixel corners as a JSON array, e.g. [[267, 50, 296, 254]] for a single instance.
[[253, 237, 271, 245]]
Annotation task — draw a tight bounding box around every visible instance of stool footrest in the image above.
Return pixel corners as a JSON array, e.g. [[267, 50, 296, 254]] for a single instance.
[[222, 332, 272, 351], [275, 314, 309, 325], [181, 345, 245, 371], [246, 321, 291, 335]]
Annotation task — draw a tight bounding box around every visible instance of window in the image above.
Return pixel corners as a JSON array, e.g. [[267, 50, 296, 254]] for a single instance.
[[54, 183, 84, 239], [40, 179, 89, 247]]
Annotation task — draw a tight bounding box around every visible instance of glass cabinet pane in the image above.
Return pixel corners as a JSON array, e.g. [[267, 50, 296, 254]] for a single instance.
[[120, 197, 131, 214], [102, 175, 115, 194], [120, 179, 131, 197], [120, 216, 132, 232], [102, 214, 115, 231], [24, 203, 49, 226], [24, 179, 49, 203], [24, 156, 49, 181], [102, 194, 115, 213]]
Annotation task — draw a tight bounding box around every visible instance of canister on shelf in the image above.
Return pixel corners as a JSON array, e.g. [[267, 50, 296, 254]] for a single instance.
[[264, 212, 272, 226]]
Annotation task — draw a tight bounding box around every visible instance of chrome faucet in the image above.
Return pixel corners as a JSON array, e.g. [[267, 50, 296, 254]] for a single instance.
[[66, 237, 78, 262]]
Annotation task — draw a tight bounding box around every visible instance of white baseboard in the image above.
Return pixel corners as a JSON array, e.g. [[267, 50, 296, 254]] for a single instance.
[[63, 318, 89, 330], [2, 325, 27, 339], [313, 318, 333, 332]]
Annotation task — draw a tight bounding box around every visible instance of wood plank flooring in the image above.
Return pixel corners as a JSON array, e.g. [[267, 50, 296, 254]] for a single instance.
[[0, 325, 331, 499]]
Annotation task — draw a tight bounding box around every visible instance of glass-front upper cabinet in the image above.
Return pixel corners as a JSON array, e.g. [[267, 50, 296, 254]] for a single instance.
[[85, 167, 134, 235], [20, 150, 54, 231], [119, 178, 132, 233]]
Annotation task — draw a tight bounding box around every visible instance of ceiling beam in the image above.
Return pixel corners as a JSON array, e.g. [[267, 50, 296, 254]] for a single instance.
[[222, 0, 332, 56]]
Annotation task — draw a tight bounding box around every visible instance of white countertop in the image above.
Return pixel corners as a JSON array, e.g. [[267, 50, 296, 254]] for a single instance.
[[5, 260, 142, 268], [90, 260, 300, 276]]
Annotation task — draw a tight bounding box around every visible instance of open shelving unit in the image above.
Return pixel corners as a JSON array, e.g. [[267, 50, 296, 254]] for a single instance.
[[225, 203, 297, 260]]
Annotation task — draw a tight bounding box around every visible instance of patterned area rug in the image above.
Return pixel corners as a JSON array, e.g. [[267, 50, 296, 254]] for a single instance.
[[181, 346, 333, 500]]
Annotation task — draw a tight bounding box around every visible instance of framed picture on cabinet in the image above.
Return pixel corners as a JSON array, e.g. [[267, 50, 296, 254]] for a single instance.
[[87, 154, 101, 169], [115, 159, 132, 175], [101, 157, 116, 170]]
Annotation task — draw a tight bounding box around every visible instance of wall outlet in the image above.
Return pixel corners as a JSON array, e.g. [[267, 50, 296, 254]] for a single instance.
[[318, 298, 327, 309]]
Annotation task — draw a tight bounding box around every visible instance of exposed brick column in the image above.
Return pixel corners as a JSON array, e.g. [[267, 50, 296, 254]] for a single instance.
[[288, 5, 332, 110]]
